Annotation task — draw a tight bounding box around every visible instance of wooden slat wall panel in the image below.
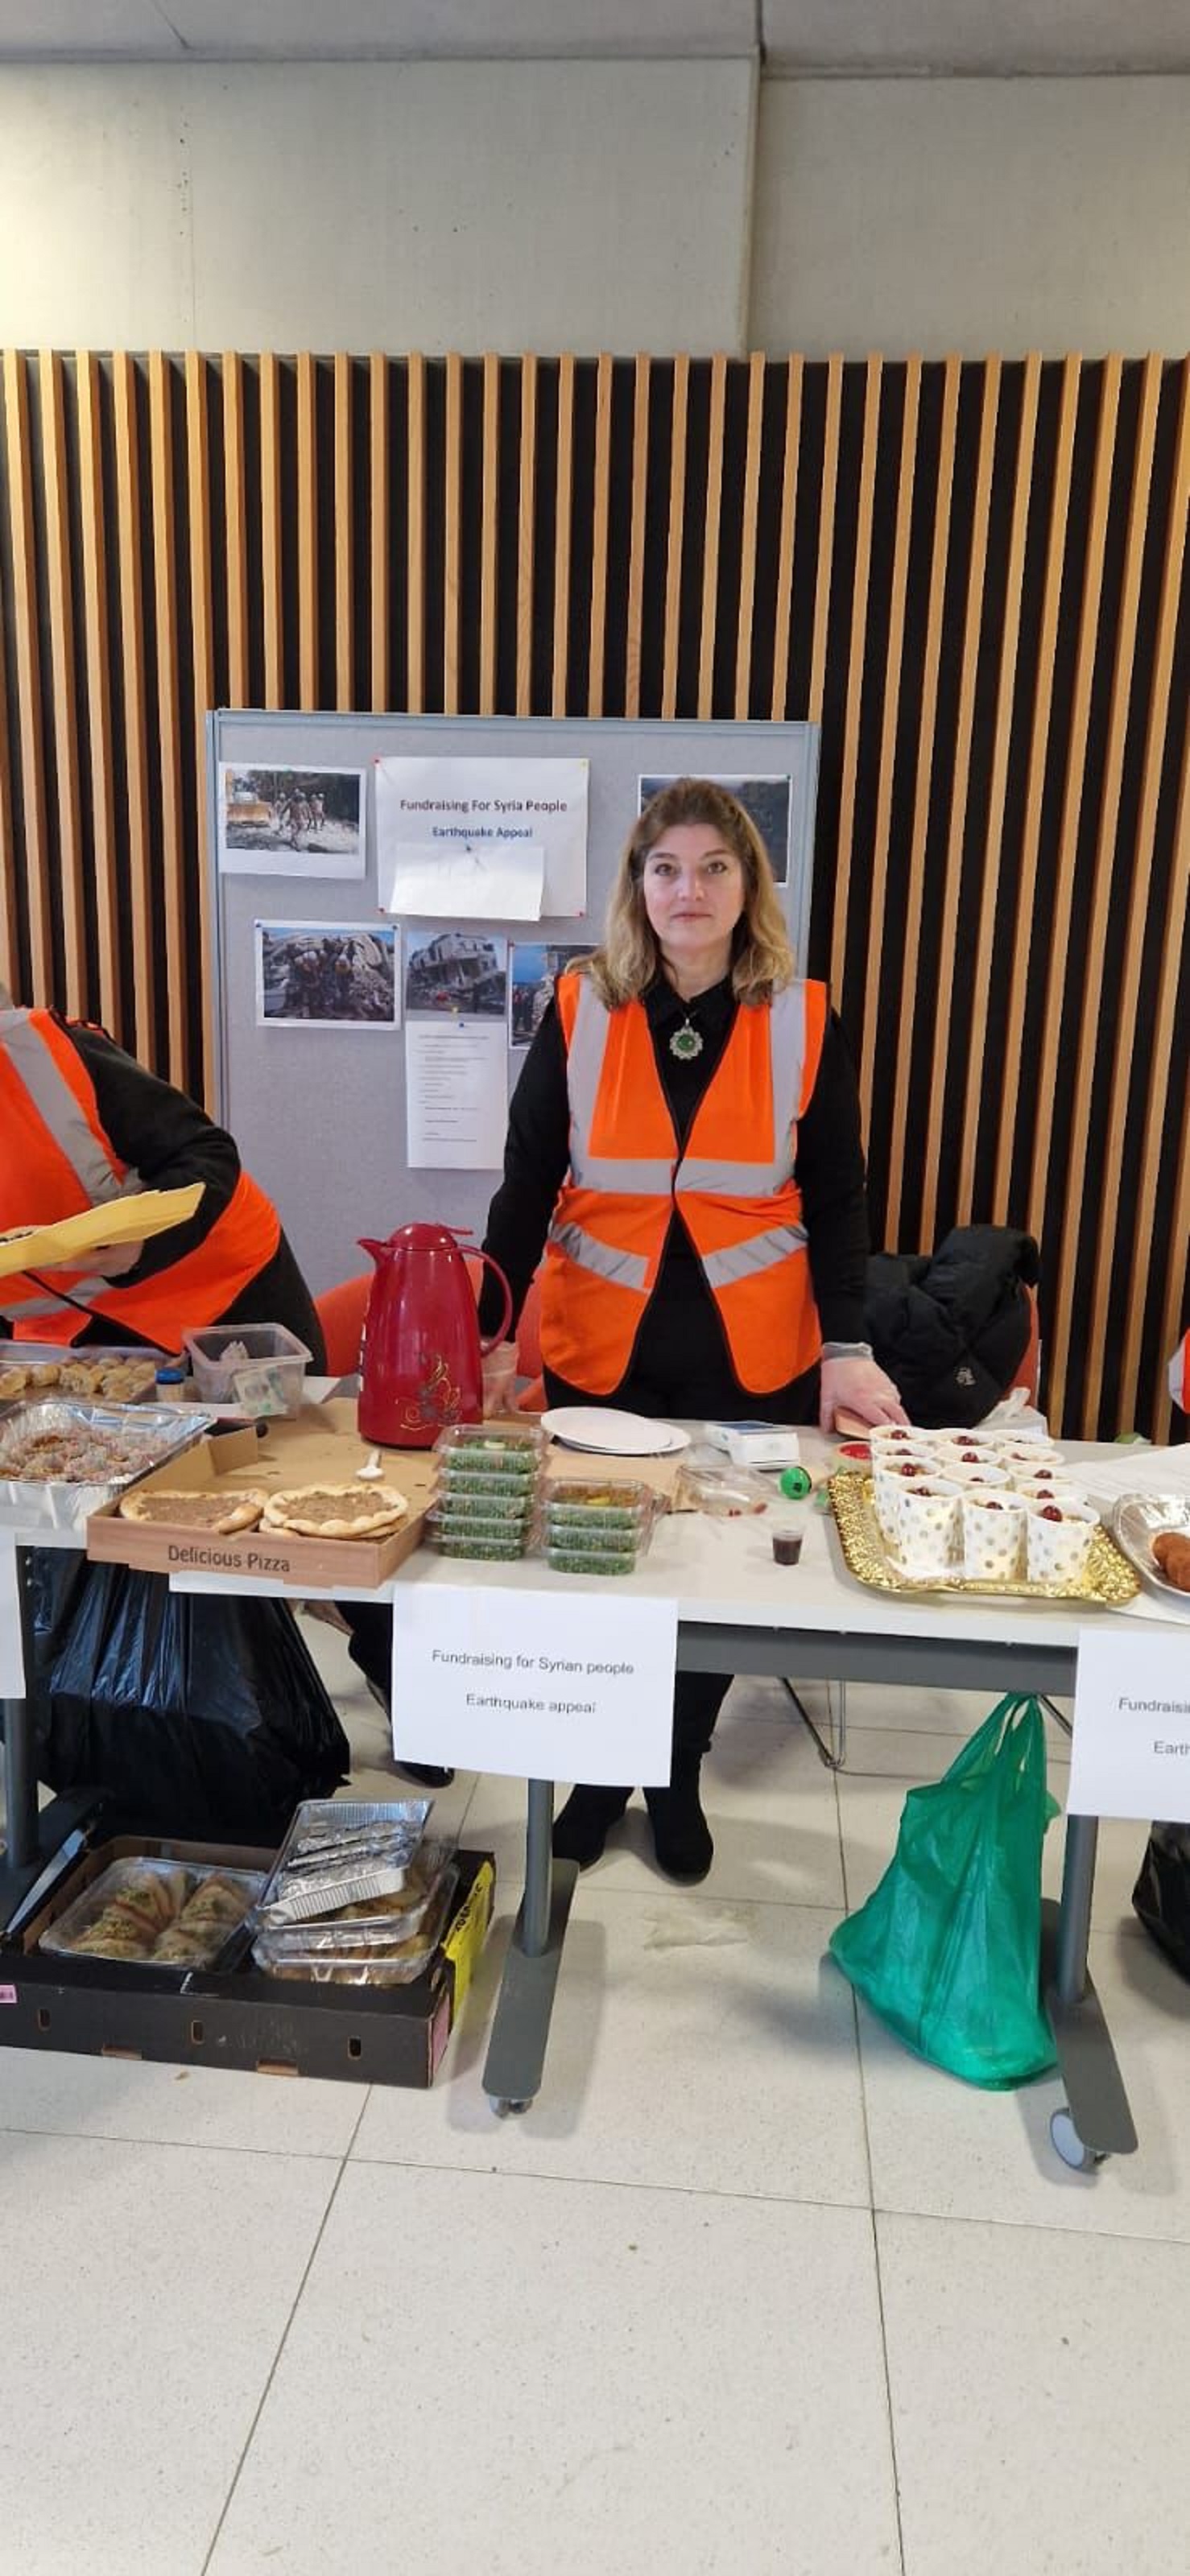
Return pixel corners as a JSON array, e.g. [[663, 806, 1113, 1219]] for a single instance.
[[443, 351, 462, 716], [551, 353, 575, 720], [768, 356, 803, 726], [222, 353, 250, 709], [883, 356, 961, 1249], [0, 349, 1185, 1440], [480, 351, 500, 717], [259, 353, 284, 709], [111, 352, 155, 1064], [587, 352, 614, 719], [660, 353, 688, 722], [1046, 354, 1163, 1428], [992, 357, 1081, 1214], [1115, 364, 1190, 1433], [148, 350, 188, 1088], [515, 353, 538, 718], [78, 349, 122, 1040], [334, 353, 354, 713], [369, 351, 390, 713], [1025, 358, 1123, 1248], [919, 357, 1002, 1249], [858, 355, 919, 1127], [405, 353, 426, 715], [955, 352, 1041, 1218], [2, 352, 54, 999], [829, 353, 882, 1003], [184, 349, 216, 1098], [39, 351, 86, 1021]]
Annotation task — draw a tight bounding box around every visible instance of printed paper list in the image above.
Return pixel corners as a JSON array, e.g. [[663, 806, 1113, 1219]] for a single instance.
[[405, 1021, 507, 1170]]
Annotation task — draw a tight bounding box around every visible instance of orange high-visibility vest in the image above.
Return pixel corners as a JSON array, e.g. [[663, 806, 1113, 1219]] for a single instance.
[[542, 972, 828, 1396], [0, 1006, 280, 1346], [1171, 1332, 1189, 1412]]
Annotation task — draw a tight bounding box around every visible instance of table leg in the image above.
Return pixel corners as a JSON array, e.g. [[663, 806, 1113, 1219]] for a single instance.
[[2, 1545, 39, 1871], [482, 1778, 578, 2117], [2, 1546, 102, 1931], [1043, 1813, 1138, 2166]]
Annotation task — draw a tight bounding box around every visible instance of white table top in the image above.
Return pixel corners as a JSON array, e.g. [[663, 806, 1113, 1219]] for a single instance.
[[155, 1429, 1190, 1647]]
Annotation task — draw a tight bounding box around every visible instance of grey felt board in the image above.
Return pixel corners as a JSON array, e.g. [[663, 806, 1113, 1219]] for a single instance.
[[207, 713, 820, 1300]]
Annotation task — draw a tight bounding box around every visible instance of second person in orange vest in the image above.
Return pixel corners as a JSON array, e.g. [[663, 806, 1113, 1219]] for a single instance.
[[0, 992, 323, 1356], [479, 778, 904, 1883]]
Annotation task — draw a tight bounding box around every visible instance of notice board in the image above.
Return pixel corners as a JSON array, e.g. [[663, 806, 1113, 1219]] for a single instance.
[[206, 713, 820, 1298]]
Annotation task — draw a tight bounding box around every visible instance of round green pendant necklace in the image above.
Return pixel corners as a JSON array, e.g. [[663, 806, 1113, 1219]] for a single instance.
[[669, 1014, 704, 1062]]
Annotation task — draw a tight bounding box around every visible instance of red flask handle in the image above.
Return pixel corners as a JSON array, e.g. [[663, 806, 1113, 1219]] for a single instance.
[[473, 1249, 514, 1355]]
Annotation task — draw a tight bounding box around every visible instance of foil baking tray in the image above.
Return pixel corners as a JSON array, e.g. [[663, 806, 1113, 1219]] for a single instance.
[[0, 1398, 213, 1531], [1109, 1493, 1190, 1605], [254, 1798, 433, 1928], [830, 1472, 1139, 1605], [0, 1340, 168, 1410]]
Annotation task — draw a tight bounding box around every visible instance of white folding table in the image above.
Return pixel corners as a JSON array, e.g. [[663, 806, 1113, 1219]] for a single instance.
[[5, 1433, 1187, 2161]]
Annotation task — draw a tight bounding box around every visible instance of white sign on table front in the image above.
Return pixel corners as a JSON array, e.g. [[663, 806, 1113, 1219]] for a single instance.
[[1068, 1627, 1190, 1820], [390, 1583, 677, 1785]]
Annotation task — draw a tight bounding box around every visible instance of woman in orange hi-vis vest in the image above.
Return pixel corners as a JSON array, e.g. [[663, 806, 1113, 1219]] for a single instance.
[[1, 989, 448, 1796], [479, 779, 905, 1882], [0, 990, 324, 1358]]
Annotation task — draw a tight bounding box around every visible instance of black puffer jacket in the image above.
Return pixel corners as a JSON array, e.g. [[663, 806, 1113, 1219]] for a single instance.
[[865, 1225, 1040, 1428]]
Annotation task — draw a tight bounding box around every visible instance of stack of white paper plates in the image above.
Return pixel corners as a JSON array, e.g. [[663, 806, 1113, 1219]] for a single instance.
[[540, 1406, 691, 1459]]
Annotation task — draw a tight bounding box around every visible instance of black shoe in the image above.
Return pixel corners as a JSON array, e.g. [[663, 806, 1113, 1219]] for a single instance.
[[552, 1784, 631, 1869], [362, 1680, 454, 1787], [645, 1781, 713, 1883]]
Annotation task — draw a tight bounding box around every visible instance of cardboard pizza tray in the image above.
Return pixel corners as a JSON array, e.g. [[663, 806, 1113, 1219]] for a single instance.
[[85, 1397, 442, 1588]]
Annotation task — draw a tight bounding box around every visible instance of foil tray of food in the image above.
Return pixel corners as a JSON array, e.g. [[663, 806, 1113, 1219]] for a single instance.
[[0, 1398, 212, 1530], [0, 1343, 166, 1410], [39, 1857, 267, 1972], [253, 1798, 434, 1928], [830, 1471, 1139, 1604], [1109, 1493, 1190, 1604]]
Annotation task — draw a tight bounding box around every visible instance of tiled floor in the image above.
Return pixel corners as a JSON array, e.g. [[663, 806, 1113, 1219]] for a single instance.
[[3, 1638, 1189, 2574]]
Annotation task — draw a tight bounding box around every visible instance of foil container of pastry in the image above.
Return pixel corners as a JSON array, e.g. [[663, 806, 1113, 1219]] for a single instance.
[[0, 1398, 213, 1531], [254, 1798, 432, 1927]]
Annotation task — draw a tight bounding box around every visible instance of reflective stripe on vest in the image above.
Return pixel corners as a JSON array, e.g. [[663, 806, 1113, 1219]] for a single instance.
[[549, 1220, 651, 1292], [0, 1008, 142, 1203], [701, 1220, 810, 1290]]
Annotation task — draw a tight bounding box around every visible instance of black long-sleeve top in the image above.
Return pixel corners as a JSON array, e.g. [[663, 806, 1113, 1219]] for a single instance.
[[480, 975, 870, 1420], [2, 1016, 324, 1359]]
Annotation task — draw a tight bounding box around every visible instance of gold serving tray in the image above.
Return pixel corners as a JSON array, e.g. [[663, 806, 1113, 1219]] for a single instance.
[[829, 1472, 1139, 1606]]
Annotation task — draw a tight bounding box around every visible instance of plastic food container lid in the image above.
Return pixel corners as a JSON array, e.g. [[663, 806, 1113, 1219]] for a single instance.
[[543, 1516, 648, 1551], [545, 1543, 641, 1575], [434, 1422, 544, 1458], [432, 1530, 532, 1559], [543, 1477, 658, 1517], [39, 1858, 266, 1971]]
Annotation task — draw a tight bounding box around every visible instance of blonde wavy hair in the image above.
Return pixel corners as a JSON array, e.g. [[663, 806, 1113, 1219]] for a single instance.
[[585, 778, 795, 1008]]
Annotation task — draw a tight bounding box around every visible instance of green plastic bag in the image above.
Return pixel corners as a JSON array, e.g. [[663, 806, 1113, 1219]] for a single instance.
[[829, 1695, 1060, 2087]]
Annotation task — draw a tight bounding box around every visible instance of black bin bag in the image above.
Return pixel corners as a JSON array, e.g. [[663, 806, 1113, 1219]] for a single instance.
[[28, 1553, 350, 1844], [1132, 1824, 1190, 1983]]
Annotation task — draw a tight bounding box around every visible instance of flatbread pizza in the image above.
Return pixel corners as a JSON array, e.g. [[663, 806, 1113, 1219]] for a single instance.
[[119, 1487, 267, 1536], [259, 1483, 408, 1540]]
